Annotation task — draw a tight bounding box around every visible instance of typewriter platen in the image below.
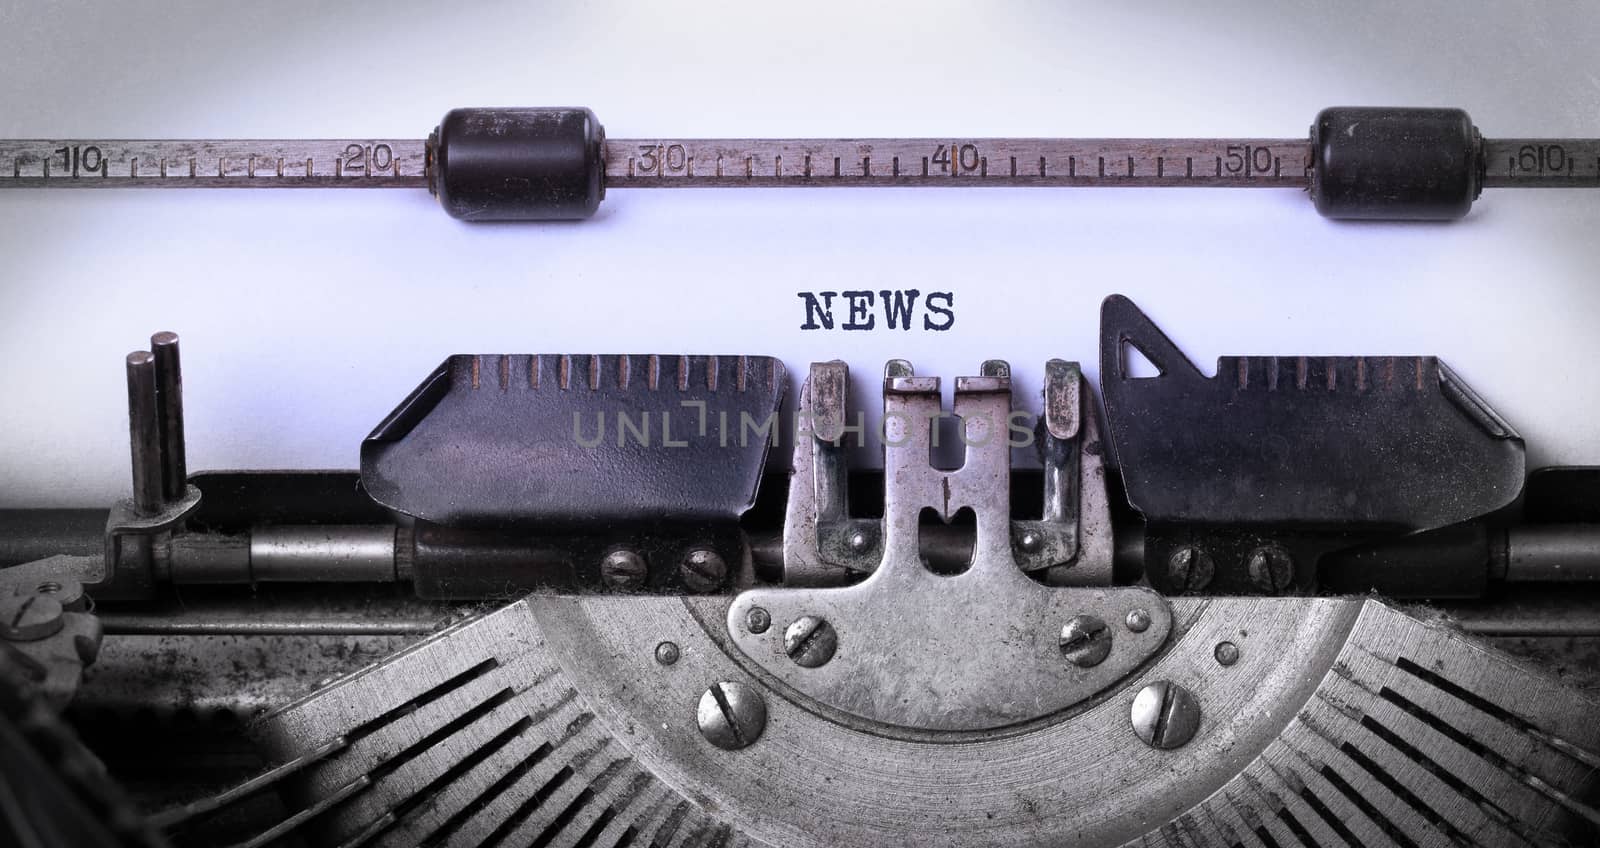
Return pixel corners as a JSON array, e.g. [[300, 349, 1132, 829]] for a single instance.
[[1, 296, 1597, 847]]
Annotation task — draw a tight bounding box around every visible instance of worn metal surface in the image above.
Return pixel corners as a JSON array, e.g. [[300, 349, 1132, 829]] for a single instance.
[[739, 361, 1168, 732], [361, 353, 786, 527], [236, 588, 1600, 847], [248, 525, 398, 583], [1482, 138, 1600, 187], [603, 137, 1312, 188], [1101, 293, 1526, 530], [7, 136, 1597, 189], [1101, 294, 1527, 597], [78, 632, 420, 722], [0, 139, 427, 187], [782, 360, 1114, 588], [3, 132, 1597, 202], [0, 591, 101, 712]]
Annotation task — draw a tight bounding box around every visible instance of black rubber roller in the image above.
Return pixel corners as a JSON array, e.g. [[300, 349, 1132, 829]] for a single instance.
[[1311, 107, 1485, 220], [429, 108, 605, 221]]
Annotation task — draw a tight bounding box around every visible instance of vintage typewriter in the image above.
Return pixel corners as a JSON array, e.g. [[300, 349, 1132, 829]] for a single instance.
[[1, 295, 1596, 847]]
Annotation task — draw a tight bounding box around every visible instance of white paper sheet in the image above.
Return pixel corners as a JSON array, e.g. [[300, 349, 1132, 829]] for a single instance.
[[2, 0, 1598, 507]]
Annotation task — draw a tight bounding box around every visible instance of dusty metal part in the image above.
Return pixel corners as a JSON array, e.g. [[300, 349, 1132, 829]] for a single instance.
[[361, 353, 786, 529], [0, 604, 100, 712], [60, 587, 454, 729], [248, 525, 398, 582], [0, 555, 105, 598], [27, 576, 86, 611], [1246, 543, 1296, 594], [236, 590, 1600, 848], [1102, 294, 1527, 598], [782, 615, 837, 668], [0, 594, 64, 641], [740, 361, 1169, 732], [1015, 359, 1106, 577], [1506, 524, 1600, 581], [1130, 679, 1202, 749], [1427, 585, 1600, 637], [783, 361, 883, 585], [96, 614, 442, 637], [696, 681, 767, 751], [77, 632, 419, 722], [0, 577, 103, 713], [1168, 545, 1215, 593], [598, 548, 648, 591], [1059, 614, 1113, 668], [679, 547, 729, 593], [782, 359, 1115, 589]]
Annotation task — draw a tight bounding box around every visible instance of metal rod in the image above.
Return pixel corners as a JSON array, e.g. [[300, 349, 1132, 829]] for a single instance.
[[99, 614, 443, 636], [1505, 524, 1600, 581], [1481, 139, 1600, 188], [603, 138, 1313, 189], [150, 331, 187, 502], [124, 351, 164, 515], [250, 525, 398, 582], [0, 139, 426, 188], [3, 134, 1595, 192]]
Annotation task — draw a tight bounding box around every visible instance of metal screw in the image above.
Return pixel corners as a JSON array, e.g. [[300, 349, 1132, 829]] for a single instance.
[[783, 615, 838, 668], [1018, 529, 1043, 553], [600, 549, 648, 590], [26, 577, 85, 612], [655, 641, 681, 666], [1125, 609, 1152, 633], [1246, 545, 1295, 593], [1059, 614, 1112, 667], [697, 681, 766, 750], [0, 595, 64, 642], [679, 548, 728, 593], [1166, 546, 1214, 593], [847, 530, 872, 553], [1130, 680, 1202, 750], [745, 607, 772, 634], [1214, 641, 1241, 667]]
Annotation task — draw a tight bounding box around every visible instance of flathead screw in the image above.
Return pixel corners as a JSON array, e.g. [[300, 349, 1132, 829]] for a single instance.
[[0, 595, 64, 642], [745, 607, 772, 634], [655, 641, 681, 666], [1130, 680, 1202, 750], [600, 549, 648, 590], [1167, 546, 1214, 593], [697, 681, 766, 750], [1246, 545, 1295, 594], [1214, 641, 1240, 667], [1059, 614, 1112, 667], [28, 577, 85, 612], [1125, 609, 1152, 633], [783, 615, 838, 668], [679, 548, 728, 593]]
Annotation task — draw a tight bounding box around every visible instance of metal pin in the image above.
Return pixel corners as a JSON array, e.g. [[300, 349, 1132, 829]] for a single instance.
[[150, 332, 186, 501], [125, 351, 164, 515]]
